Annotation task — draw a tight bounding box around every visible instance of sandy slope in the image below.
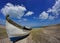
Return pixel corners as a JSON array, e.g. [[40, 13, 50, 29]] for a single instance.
[[0, 25, 7, 39], [0, 37, 28, 43], [29, 24, 60, 43], [0, 24, 60, 43]]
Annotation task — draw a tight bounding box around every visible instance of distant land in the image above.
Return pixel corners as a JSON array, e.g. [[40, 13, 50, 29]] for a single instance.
[[32, 24, 60, 28]]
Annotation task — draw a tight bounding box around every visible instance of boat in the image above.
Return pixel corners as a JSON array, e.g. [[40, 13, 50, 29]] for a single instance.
[[6, 15, 32, 43]]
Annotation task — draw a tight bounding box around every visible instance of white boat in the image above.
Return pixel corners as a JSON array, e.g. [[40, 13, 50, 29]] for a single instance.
[[6, 15, 32, 43]]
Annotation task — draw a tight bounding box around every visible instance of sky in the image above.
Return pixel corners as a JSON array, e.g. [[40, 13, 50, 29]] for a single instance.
[[0, 0, 60, 27]]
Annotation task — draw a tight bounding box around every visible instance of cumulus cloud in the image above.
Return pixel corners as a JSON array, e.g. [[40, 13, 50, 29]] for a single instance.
[[49, 15, 55, 20], [39, 0, 60, 20], [47, 0, 60, 15], [1, 3, 27, 19], [23, 18, 27, 21], [25, 11, 34, 16], [39, 11, 48, 19]]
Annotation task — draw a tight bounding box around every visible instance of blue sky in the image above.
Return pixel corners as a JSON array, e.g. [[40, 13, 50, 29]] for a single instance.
[[0, 0, 60, 27]]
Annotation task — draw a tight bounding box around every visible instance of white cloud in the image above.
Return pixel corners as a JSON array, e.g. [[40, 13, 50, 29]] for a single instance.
[[49, 15, 55, 20], [47, 0, 60, 16], [39, 0, 60, 20], [39, 11, 49, 19], [23, 18, 27, 21], [25, 11, 34, 16], [1, 3, 27, 19]]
